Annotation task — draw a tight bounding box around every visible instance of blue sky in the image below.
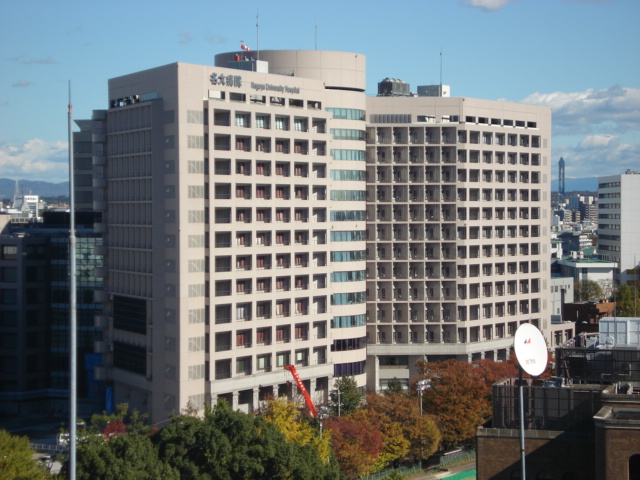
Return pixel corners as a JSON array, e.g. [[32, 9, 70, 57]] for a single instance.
[[1, 0, 638, 183]]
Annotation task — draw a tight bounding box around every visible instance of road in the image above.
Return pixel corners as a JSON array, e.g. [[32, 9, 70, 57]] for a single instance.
[[410, 460, 476, 480]]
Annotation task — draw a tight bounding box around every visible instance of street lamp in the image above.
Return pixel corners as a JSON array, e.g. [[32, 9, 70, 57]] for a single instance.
[[330, 389, 342, 417], [416, 379, 432, 467], [416, 379, 431, 416], [318, 405, 330, 435]]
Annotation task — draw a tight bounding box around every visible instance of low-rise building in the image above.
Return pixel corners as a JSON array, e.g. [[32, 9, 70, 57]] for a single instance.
[[477, 320, 640, 479], [556, 255, 616, 297]]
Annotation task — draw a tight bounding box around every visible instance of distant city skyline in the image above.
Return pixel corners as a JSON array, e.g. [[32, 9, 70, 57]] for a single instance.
[[1, 0, 639, 183]]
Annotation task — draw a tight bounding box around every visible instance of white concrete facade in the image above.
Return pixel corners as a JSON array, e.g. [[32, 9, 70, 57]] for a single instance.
[[598, 171, 640, 285], [364, 96, 552, 390], [95, 51, 368, 423], [550, 276, 574, 322]]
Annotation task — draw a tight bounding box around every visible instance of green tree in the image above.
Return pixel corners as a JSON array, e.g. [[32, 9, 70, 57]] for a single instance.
[[615, 284, 640, 317], [155, 400, 342, 480], [384, 377, 404, 394], [88, 403, 150, 436], [69, 433, 179, 480], [574, 280, 605, 302], [0, 429, 48, 480], [262, 396, 332, 463], [331, 376, 363, 416]]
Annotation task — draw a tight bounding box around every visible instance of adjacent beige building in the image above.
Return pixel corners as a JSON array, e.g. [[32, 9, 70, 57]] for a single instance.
[[364, 94, 552, 389]]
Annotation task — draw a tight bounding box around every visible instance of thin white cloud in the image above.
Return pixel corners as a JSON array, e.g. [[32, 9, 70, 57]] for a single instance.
[[553, 135, 639, 180], [205, 32, 228, 45], [0, 139, 69, 183], [465, 0, 515, 11], [522, 86, 640, 135], [179, 30, 192, 45], [12, 80, 32, 87], [7, 55, 56, 64], [66, 25, 84, 35], [523, 86, 640, 180], [576, 134, 618, 150]]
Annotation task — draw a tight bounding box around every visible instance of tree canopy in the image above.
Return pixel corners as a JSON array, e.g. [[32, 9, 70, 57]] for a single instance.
[[416, 359, 493, 448], [363, 392, 440, 462], [615, 284, 640, 317], [65, 400, 341, 480], [0, 429, 48, 480], [325, 413, 383, 479], [261, 396, 332, 463], [331, 376, 362, 416], [574, 280, 605, 302], [70, 433, 179, 480]]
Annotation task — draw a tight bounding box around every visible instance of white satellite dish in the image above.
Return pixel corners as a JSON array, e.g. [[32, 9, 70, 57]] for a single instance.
[[514, 323, 548, 377]]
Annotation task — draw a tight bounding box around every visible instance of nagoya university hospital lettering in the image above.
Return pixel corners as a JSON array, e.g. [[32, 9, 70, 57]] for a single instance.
[[250, 82, 301, 95], [210, 72, 243, 87], [209, 71, 301, 95]]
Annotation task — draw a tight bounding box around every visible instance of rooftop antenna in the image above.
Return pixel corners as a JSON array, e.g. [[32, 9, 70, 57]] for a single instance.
[[315, 19, 318, 50], [256, 10, 259, 61], [439, 47, 443, 97]]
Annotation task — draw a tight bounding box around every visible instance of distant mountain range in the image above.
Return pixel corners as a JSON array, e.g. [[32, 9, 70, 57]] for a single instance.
[[0, 178, 70, 200], [0, 176, 598, 201], [551, 177, 598, 193]]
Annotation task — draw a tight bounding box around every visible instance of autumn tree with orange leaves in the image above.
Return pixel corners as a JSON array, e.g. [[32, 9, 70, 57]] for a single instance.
[[364, 392, 441, 462], [415, 359, 493, 448], [325, 412, 384, 479]]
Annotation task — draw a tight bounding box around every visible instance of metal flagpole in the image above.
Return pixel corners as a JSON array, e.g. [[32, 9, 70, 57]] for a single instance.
[[68, 81, 77, 480]]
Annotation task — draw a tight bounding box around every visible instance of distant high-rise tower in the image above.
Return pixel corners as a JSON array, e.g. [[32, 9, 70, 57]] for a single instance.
[[559, 157, 566, 196]]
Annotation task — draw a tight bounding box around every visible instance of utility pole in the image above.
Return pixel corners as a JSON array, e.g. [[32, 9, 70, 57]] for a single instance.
[[68, 81, 77, 480]]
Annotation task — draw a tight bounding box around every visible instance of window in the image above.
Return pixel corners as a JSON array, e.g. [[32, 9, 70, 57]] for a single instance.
[[2, 246, 17, 260]]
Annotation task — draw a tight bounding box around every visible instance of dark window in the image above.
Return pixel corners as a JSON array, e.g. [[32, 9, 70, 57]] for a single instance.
[[113, 341, 146, 375], [113, 295, 147, 334], [333, 360, 366, 377]]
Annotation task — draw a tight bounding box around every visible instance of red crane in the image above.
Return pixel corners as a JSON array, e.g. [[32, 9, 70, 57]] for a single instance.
[[284, 364, 318, 418]]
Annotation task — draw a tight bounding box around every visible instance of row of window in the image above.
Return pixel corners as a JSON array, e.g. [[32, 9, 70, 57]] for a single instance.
[[331, 128, 366, 141], [330, 270, 367, 282], [213, 158, 326, 178], [209, 90, 321, 111], [330, 190, 367, 201], [325, 108, 366, 121], [330, 170, 367, 181], [373, 166, 542, 184], [330, 250, 366, 262]]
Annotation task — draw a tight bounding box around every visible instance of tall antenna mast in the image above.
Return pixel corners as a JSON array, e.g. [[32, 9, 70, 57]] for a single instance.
[[315, 19, 317, 50], [256, 10, 259, 61], [439, 47, 443, 97], [68, 80, 77, 480]]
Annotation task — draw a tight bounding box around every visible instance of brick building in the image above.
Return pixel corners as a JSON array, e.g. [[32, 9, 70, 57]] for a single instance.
[[477, 323, 640, 479]]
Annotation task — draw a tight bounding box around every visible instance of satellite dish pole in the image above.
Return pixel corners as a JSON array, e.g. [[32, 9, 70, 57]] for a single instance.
[[513, 323, 548, 480]]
